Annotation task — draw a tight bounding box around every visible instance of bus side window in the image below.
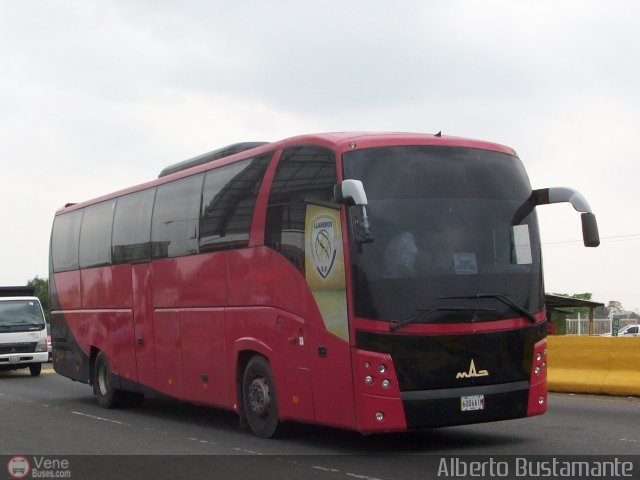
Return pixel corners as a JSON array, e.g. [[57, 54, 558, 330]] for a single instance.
[[265, 146, 337, 273], [79, 200, 115, 269], [151, 174, 203, 259], [51, 209, 83, 273], [112, 189, 156, 264], [199, 153, 272, 252]]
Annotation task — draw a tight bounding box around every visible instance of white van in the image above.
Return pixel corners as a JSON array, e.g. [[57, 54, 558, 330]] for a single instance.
[[0, 286, 49, 376]]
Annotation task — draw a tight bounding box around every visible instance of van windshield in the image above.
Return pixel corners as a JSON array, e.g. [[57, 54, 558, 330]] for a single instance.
[[0, 300, 45, 331]]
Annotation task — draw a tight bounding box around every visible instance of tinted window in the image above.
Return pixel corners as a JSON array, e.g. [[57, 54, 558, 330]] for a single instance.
[[342, 146, 542, 322], [79, 201, 115, 268], [265, 146, 337, 272], [112, 189, 155, 264], [200, 153, 271, 252], [151, 174, 203, 258], [51, 210, 83, 272]]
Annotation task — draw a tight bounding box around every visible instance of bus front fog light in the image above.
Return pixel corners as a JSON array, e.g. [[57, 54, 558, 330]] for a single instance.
[[375, 412, 384, 422], [534, 366, 541, 375], [381, 379, 391, 389], [377, 364, 387, 374], [364, 375, 374, 385], [538, 396, 545, 405], [536, 352, 542, 362]]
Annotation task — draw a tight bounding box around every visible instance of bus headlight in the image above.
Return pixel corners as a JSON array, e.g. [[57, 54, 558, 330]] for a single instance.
[[36, 340, 47, 352]]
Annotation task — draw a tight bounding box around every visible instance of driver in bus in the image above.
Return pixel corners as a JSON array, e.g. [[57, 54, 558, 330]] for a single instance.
[[382, 230, 418, 278]]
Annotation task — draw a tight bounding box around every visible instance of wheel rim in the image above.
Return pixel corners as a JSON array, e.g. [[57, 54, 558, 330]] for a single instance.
[[247, 376, 271, 418], [97, 361, 109, 396]]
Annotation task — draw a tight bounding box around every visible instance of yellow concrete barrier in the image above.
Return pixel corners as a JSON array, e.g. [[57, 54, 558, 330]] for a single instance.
[[547, 336, 640, 396]]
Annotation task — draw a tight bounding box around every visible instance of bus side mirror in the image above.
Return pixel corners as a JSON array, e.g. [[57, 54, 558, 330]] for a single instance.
[[335, 179, 368, 206], [335, 180, 373, 243], [581, 213, 600, 247], [533, 187, 600, 248]]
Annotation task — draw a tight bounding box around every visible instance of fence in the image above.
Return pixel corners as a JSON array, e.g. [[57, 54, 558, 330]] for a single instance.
[[565, 317, 638, 336]]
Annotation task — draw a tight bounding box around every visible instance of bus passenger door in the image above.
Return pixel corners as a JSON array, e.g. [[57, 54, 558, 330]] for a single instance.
[[304, 205, 356, 428]]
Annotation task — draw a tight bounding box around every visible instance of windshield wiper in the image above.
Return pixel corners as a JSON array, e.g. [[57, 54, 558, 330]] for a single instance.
[[10, 322, 44, 330], [390, 307, 496, 332], [439, 293, 537, 323]]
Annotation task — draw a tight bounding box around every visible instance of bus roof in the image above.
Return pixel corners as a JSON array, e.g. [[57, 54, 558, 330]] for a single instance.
[[55, 132, 517, 215]]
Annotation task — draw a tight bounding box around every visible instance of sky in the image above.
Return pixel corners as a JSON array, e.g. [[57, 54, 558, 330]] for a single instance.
[[1, 0, 638, 312]]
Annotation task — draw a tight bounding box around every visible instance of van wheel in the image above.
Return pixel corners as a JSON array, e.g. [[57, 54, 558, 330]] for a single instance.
[[29, 363, 42, 376], [242, 356, 280, 438], [94, 352, 124, 408]]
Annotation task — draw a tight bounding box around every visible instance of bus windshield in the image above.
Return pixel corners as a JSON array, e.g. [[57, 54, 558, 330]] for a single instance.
[[343, 146, 543, 324]]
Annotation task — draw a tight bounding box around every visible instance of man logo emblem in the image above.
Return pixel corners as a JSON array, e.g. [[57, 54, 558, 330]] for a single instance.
[[312, 215, 338, 279], [456, 359, 489, 379]]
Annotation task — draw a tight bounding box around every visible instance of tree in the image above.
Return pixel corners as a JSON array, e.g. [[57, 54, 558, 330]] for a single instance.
[[27, 276, 49, 322], [594, 305, 609, 318], [607, 300, 624, 317]]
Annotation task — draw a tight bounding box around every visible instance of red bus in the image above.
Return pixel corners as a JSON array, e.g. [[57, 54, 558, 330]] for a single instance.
[[49, 132, 599, 437]]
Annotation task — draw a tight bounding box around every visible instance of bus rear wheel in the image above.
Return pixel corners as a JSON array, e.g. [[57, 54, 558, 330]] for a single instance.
[[242, 356, 280, 438], [94, 352, 125, 408]]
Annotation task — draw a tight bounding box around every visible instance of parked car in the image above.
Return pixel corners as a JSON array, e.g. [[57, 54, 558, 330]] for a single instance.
[[602, 324, 640, 337]]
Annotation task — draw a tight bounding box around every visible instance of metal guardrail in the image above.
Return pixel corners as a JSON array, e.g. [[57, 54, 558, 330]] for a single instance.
[[565, 318, 638, 335]]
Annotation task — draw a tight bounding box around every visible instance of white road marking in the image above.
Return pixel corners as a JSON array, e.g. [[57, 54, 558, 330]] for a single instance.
[[71, 411, 131, 426], [312, 465, 340, 473], [620, 438, 640, 444]]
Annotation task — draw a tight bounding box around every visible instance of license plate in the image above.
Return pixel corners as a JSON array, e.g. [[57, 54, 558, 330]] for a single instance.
[[8, 355, 20, 364], [461, 394, 485, 411]]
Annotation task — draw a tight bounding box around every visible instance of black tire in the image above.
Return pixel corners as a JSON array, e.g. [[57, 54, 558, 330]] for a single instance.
[[242, 356, 280, 438], [29, 363, 42, 377], [94, 352, 125, 408]]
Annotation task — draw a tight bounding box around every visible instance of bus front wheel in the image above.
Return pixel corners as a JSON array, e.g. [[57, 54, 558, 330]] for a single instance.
[[94, 352, 124, 408], [242, 356, 280, 438], [29, 363, 42, 376]]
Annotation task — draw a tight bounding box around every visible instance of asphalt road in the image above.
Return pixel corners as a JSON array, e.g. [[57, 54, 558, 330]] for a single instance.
[[1, 364, 639, 479]]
